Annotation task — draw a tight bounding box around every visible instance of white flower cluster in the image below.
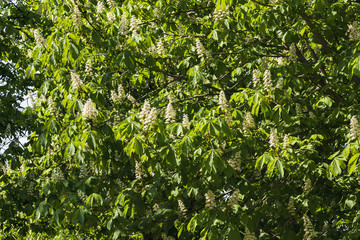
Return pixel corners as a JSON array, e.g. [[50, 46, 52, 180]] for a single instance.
[[107, 12, 116, 23], [51, 168, 64, 181], [213, 7, 228, 22], [178, 200, 187, 213], [96, 1, 106, 14], [244, 227, 256, 240], [34, 29, 45, 47], [276, 77, 283, 90], [85, 59, 92, 77], [120, 14, 128, 35], [71, 71, 84, 89], [269, 128, 278, 148], [144, 108, 157, 129], [156, 39, 165, 56], [289, 43, 297, 62], [304, 178, 311, 195], [79, 165, 87, 179], [73, 5, 82, 27], [252, 69, 261, 87], [182, 114, 190, 129], [283, 134, 289, 149], [225, 110, 232, 126], [139, 100, 151, 122], [165, 103, 176, 124], [106, 0, 116, 8], [287, 198, 296, 218], [205, 190, 215, 208], [127, 94, 137, 106], [243, 112, 256, 131], [47, 96, 56, 114], [82, 99, 97, 121], [277, 57, 285, 66], [111, 84, 126, 103], [218, 90, 228, 110], [154, 8, 162, 18], [303, 214, 316, 240], [263, 69, 272, 92], [77, 189, 87, 203], [348, 21, 359, 42], [350, 116, 360, 140], [195, 39, 210, 58], [227, 189, 239, 208], [129, 16, 141, 36], [135, 161, 144, 179], [228, 152, 241, 171]]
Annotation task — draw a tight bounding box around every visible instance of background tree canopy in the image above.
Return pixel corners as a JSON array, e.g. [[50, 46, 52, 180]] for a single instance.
[[1, 0, 360, 239]]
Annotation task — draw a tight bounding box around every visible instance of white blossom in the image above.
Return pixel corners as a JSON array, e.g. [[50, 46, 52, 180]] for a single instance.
[[47, 96, 56, 114], [117, 84, 125, 100], [129, 16, 141, 34], [178, 200, 187, 213], [144, 107, 157, 129], [287, 198, 296, 218], [85, 59, 92, 77], [96, 1, 106, 14], [283, 134, 289, 149], [350, 116, 360, 140], [225, 109, 232, 126], [263, 69, 272, 92], [139, 100, 151, 123], [167, 92, 175, 103], [107, 12, 116, 23], [71, 71, 84, 89], [135, 161, 144, 179], [348, 21, 359, 42], [243, 112, 256, 131], [156, 39, 165, 56], [277, 57, 285, 66], [269, 128, 278, 148], [120, 14, 128, 34], [195, 39, 210, 58], [252, 69, 261, 87], [205, 190, 215, 208], [228, 189, 240, 208], [111, 90, 120, 103], [182, 114, 190, 129], [276, 77, 283, 89], [73, 6, 82, 27], [218, 90, 228, 110], [127, 94, 137, 105], [289, 43, 297, 62], [82, 99, 97, 120], [165, 103, 176, 124], [304, 178, 312, 194], [34, 29, 45, 47], [213, 7, 228, 22], [303, 214, 316, 240], [106, 0, 116, 8], [228, 152, 241, 171]]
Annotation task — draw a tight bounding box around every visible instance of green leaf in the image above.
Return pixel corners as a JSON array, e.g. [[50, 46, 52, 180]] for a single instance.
[[348, 153, 359, 175], [86, 193, 104, 207], [187, 214, 198, 233]]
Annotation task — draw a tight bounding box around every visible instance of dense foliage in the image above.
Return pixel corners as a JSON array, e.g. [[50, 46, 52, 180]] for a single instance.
[[2, 0, 360, 239]]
